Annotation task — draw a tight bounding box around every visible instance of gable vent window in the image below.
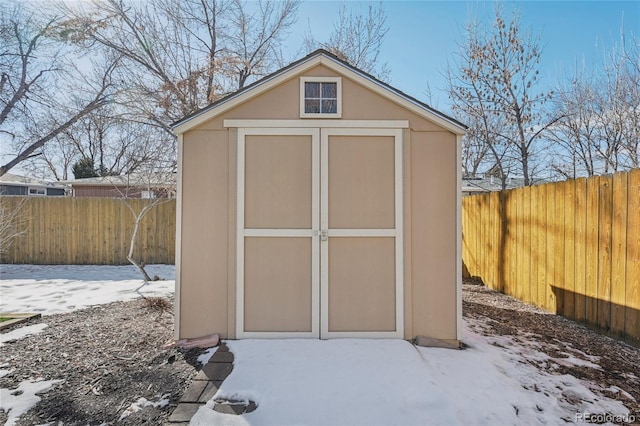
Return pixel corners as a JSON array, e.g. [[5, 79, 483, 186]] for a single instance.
[[300, 77, 342, 118]]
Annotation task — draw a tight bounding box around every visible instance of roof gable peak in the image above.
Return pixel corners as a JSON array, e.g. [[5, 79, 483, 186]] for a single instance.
[[172, 50, 466, 135]]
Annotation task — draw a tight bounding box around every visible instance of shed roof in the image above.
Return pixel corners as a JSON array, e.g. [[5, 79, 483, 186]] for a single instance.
[[172, 49, 467, 135]]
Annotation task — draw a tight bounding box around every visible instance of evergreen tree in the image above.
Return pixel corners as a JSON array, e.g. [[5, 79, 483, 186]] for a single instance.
[[72, 157, 99, 179]]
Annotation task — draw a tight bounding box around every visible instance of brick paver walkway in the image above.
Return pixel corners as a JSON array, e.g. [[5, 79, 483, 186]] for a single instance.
[[167, 343, 256, 424]]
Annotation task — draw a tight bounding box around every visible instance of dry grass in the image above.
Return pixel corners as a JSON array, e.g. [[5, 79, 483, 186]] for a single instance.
[[141, 296, 172, 313]]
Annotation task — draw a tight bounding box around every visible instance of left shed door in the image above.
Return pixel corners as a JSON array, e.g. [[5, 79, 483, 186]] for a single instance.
[[236, 128, 320, 338]]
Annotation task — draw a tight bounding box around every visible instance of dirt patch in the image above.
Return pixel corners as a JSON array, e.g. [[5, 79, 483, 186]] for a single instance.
[[463, 282, 640, 422], [0, 296, 205, 425]]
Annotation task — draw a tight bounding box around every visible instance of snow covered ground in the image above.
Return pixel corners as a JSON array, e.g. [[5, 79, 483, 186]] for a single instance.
[[191, 330, 631, 426], [1, 264, 635, 425], [0, 264, 174, 314], [0, 378, 63, 426]]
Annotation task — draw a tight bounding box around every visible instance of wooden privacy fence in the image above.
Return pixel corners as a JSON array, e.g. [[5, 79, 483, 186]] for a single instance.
[[1, 196, 176, 265], [462, 169, 640, 344]]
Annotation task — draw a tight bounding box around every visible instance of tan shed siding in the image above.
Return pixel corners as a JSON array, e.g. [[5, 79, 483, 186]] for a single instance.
[[410, 131, 458, 340], [197, 64, 444, 131], [179, 130, 230, 338]]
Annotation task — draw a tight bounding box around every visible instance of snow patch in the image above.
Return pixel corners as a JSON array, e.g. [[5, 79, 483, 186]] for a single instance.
[[0, 323, 48, 346], [0, 264, 174, 315], [197, 347, 217, 365], [553, 353, 602, 370], [607, 386, 636, 402], [118, 394, 170, 422], [0, 378, 62, 426]]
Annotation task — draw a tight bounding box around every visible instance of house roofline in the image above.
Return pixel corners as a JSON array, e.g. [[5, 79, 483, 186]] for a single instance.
[[172, 49, 467, 135], [0, 181, 68, 190]]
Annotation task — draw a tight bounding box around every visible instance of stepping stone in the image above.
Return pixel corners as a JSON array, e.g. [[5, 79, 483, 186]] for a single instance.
[[212, 398, 258, 415], [168, 403, 202, 423], [213, 402, 246, 415], [208, 351, 234, 363], [246, 400, 258, 413], [179, 380, 208, 403], [194, 363, 233, 381], [199, 380, 223, 403]]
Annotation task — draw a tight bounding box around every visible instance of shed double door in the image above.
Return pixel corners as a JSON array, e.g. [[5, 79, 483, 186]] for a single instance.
[[236, 126, 403, 339]]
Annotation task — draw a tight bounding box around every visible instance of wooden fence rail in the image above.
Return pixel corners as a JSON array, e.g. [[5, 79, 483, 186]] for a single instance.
[[1, 196, 176, 265], [462, 169, 640, 344]]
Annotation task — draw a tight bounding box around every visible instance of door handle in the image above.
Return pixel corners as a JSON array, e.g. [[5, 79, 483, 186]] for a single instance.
[[314, 230, 328, 241]]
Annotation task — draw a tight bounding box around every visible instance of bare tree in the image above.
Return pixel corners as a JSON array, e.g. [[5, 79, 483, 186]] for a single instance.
[[549, 31, 639, 177], [305, 2, 390, 81], [446, 17, 514, 188], [60, 0, 299, 130], [599, 36, 640, 171], [225, 0, 300, 89], [548, 66, 600, 178], [459, 112, 497, 178], [36, 106, 174, 179], [0, 5, 114, 177], [446, 5, 555, 187], [85, 161, 175, 281], [118, 172, 175, 282]]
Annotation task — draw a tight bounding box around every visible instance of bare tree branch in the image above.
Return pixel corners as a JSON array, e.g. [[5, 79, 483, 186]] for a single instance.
[[305, 2, 389, 81], [446, 5, 554, 186]]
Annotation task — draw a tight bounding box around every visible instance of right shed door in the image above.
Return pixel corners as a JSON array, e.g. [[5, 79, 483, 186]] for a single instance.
[[320, 128, 404, 338]]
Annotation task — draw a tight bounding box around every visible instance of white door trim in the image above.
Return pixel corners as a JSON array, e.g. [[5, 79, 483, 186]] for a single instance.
[[224, 119, 409, 129], [236, 127, 320, 339], [320, 128, 404, 339]]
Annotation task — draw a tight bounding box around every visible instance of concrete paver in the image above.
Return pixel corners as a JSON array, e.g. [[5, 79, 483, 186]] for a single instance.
[[167, 343, 234, 424]]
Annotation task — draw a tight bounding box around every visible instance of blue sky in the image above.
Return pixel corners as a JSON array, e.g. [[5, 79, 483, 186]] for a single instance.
[[290, 1, 639, 113]]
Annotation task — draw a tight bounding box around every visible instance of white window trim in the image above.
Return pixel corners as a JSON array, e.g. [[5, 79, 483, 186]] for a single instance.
[[300, 77, 342, 118], [28, 187, 46, 196]]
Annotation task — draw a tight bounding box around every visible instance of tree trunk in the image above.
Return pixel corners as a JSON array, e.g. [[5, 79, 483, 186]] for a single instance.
[[127, 209, 153, 282]]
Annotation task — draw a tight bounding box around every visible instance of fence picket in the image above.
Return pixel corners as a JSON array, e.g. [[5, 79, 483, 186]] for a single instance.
[[585, 176, 600, 326], [597, 175, 613, 332], [625, 170, 639, 343], [611, 172, 627, 337], [564, 179, 576, 321], [554, 181, 566, 314]]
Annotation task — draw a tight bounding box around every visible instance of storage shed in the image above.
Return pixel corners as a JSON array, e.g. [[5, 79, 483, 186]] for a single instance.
[[172, 50, 466, 344]]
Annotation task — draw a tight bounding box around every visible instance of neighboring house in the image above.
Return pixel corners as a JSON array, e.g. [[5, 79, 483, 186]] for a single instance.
[[63, 174, 176, 198], [462, 176, 546, 196], [172, 49, 467, 344], [0, 173, 67, 196]]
